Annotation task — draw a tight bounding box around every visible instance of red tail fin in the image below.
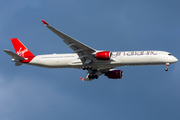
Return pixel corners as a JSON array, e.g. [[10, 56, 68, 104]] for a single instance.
[[11, 38, 34, 58]]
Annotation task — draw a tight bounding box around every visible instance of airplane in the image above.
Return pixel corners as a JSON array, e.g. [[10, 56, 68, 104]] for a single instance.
[[3, 20, 178, 81]]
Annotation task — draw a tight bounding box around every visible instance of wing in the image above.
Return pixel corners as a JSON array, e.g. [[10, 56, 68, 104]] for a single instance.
[[41, 20, 97, 64]]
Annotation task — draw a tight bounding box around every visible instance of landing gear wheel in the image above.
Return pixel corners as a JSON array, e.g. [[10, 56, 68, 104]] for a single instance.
[[82, 66, 85, 70], [82, 65, 92, 70], [85, 66, 88, 69], [88, 66, 92, 70], [88, 75, 98, 79], [95, 75, 98, 79], [88, 75, 92, 79]]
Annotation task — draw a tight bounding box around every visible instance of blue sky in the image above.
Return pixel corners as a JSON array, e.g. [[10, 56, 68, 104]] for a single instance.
[[1, 0, 180, 120]]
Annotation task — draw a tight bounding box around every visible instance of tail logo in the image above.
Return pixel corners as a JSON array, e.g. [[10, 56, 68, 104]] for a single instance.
[[17, 47, 28, 57]]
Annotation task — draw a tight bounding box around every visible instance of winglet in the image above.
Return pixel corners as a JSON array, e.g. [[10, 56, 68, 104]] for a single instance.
[[41, 20, 49, 25], [80, 77, 84, 81]]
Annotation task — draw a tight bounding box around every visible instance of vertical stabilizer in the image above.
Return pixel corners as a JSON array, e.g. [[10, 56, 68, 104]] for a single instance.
[[10, 38, 34, 58]]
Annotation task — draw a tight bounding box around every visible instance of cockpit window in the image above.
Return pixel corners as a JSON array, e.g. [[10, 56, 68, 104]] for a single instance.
[[168, 54, 172, 56]]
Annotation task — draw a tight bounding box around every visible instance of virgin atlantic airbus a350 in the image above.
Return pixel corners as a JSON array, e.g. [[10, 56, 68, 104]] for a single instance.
[[3, 20, 178, 81]]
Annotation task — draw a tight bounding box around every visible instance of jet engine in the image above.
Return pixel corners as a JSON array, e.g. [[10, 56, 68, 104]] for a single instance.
[[95, 51, 112, 60], [105, 69, 123, 79]]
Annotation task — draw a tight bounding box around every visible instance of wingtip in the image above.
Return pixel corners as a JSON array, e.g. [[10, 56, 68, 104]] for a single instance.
[[80, 77, 85, 81], [41, 20, 49, 25], [3, 49, 9, 52]]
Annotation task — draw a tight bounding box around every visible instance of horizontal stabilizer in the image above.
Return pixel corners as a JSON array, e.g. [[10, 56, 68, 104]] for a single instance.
[[3, 49, 25, 60]]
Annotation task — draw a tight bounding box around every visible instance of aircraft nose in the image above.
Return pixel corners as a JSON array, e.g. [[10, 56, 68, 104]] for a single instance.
[[175, 57, 178, 62], [173, 56, 178, 63]]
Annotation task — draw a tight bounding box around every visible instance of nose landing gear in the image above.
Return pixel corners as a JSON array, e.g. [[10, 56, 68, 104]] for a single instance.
[[165, 63, 169, 71]]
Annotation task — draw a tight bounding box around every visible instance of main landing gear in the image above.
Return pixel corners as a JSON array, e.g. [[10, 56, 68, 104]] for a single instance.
[[88, 69, 99, 79], [82, 65, 92, 70], [88, 74, 98, 79], [165, 63, 169, 71], [82, 59, 92, 70]]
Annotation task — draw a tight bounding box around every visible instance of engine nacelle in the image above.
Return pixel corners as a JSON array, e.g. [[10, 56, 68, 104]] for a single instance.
[[105, 69, 123, 79], [95, 51, 112, 60]]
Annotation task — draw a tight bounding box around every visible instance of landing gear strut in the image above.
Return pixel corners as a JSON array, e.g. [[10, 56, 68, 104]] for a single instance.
[[165, 63, 169, 71]]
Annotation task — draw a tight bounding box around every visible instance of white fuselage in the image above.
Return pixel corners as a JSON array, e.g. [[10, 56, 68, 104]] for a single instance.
[[28, 50, 178, 69]]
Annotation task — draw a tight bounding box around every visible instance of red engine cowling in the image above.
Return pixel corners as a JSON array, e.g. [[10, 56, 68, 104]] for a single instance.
[[105, 70, 123, 79], [95, 51, 112, 60]]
